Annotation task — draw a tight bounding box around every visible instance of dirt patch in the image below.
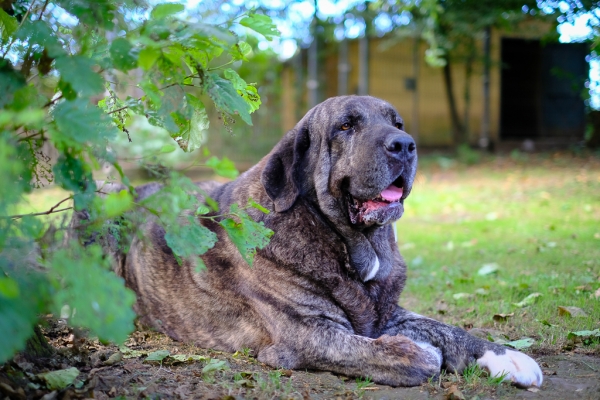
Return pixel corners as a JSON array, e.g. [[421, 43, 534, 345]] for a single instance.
[[1, 321, 599, 399]]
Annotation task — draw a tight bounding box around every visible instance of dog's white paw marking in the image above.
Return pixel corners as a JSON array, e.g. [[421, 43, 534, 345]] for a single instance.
[[364, 256, 380, 282], [415, 341, 442, 368], [477, 349, 543, 388]]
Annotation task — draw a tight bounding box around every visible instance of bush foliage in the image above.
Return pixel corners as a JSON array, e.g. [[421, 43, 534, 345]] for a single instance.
[[0, 0, 277, 363]]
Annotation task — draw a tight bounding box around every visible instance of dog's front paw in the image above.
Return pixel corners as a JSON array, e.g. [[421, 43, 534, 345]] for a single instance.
[[476, 349, 543, 388]]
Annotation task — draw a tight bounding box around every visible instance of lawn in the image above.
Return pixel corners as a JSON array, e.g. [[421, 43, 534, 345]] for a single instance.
[[19, 152, 600, 354], [397, 152, 600, 352], [7, 152, 600, 398]]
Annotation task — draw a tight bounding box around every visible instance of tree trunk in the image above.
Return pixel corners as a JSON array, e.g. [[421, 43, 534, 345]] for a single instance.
[[480, 25, 492, 149], [442, 57, 465, 145], [462, 41, 475, 144], [24, 325, 54, 358]]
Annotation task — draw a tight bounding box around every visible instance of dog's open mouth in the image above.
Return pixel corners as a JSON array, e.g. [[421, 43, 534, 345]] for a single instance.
[[347, 177, 406, 226]]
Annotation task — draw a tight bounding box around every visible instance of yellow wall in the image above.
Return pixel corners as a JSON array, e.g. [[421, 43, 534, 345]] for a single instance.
[[282, 19, 554, 146]]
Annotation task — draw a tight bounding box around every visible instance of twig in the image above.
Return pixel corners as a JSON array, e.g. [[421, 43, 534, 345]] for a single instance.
[[107, 105, 129, 115], [0, 0, 37, 58], [43, 94, 63, 108], [2, 196, 73, 220], [18, 132, 43, 142], [38, 0, 50, 19]]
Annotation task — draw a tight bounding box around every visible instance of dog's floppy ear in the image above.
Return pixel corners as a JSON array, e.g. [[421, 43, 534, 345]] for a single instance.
[[260, 121, 311, 213]]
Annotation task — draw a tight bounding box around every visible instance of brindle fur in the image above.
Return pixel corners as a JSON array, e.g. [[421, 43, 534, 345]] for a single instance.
[[77, 96, 541, 387]]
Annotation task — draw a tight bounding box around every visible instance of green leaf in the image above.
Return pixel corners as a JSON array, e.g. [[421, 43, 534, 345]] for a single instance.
[[53, 100, 118, 146], [239, 13, 280, 41], [164, 216, 218, 260], [160, 144, 177, 153], [0, 9, 18, 42], [110, 38, 138, 71], [16, 20, 65, 57], [223, 69, 261, 113], [138, 47, 161, 70], [151, 3, 185, 19], [0, 280, 41, 363], [0, 60, 26, 109], [207, 73, 252, 125], [48, 246, 136, 344], [100, 189, 134, 218], [206, 156, 238, 179], [119, 345, 147, 359], [170, 354, 209, 363], [174, 94, 208, 152], [195, 205, 210, 215], [512, 292, 541, 308], [38, 367, 80, 390], [0, 277, 19, 299], [202, 358, 229, 374], [219, 204, 273, 266], [54, 0, 116, 29], [230, 41, 252, 61], [145, 349, 170, 362], [567, 329, 600, 345], [54, 56, 105, 98], [505, 338, 535, 350], [248, 198, 269, 215], [52, 154, 96, 210]]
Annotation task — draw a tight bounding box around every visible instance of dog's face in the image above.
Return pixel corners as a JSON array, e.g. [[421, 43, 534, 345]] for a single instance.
[[261, 95, 417, 232], [310, 96, 417, 228]]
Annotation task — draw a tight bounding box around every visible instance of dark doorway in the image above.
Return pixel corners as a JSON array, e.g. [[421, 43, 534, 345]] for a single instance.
[[500, 38, 588, 141]]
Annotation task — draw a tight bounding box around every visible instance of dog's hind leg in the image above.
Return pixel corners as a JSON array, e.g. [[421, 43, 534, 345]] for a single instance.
[[256, 320, 442, 387]]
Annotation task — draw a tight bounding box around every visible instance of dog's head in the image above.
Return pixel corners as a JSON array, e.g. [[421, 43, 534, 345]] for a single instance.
[[261, 95, 417, 231]]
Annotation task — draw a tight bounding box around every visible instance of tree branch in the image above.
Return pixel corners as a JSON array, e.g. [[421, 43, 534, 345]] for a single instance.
[[2, 196, 73, 220]]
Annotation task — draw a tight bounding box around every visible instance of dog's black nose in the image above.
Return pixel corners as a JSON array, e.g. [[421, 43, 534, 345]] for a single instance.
[[384, 134, 416, 158]]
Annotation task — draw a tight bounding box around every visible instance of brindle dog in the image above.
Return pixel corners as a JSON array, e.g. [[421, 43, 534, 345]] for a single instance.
[[89, 96, 543, 387]]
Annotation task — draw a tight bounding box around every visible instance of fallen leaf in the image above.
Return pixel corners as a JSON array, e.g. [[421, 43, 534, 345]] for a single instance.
[[145, 349, 170, 362], [478, 263, 500, 276], [542, 370, 557, 376], [37, 367, 79, 390], [593, 233, 600, 239], [594, 287, 600, 299], [475, 288, 489, 296], [558, 306, 588, 318], [119, 345, 147, 359], [505, 337, 535, 350], [512, 292, 542, 308], [574, 285, 592, 292], [453, 293, 473, 300], [103, 352, 122, 366], [436, 301, 448, 315], [493, 313, 514, 323], [170, 354, 209, 363], [445, 384, 465, 400], [527, 387, 540, 393], [566, 329, 600, 346], [202, 358, 229, 374]]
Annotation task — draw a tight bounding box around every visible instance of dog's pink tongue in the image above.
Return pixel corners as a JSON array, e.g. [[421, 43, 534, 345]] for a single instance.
[[380, 185, 403, 202]]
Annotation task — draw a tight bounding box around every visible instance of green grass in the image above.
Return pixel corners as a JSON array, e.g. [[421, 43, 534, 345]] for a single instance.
[[397, 153, 600, 352]]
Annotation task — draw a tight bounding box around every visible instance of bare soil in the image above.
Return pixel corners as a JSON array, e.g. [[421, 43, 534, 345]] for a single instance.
[[1, 319, 599, 400]]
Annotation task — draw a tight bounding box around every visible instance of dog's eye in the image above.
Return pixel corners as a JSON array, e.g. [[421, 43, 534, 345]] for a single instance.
[[395, 122, 403, 130], [340, 122, 352, 131]]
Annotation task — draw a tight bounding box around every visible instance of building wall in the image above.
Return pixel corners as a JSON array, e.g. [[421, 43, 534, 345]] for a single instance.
[[281, 19, 557, 147]]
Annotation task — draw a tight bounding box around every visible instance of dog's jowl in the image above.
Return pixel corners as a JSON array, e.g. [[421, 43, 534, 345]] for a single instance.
[[88, 96, 543, 387]]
